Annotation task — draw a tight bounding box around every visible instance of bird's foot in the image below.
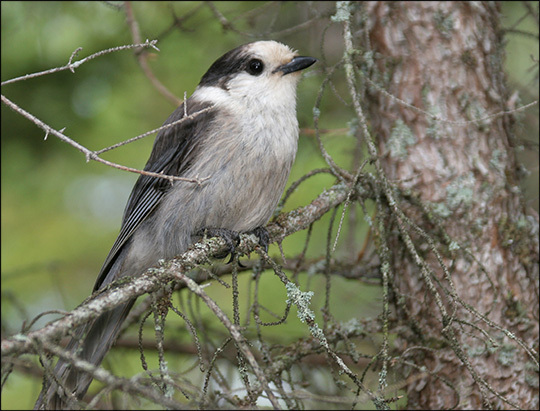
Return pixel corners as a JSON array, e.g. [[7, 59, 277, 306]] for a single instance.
[[248, 226, 270, 253], [197, 228, 240, 261]]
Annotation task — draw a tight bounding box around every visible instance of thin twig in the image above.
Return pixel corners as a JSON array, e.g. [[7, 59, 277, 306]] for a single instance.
[[1, 40, 159, 86], [124, 2, 182, 106], [364, 75, 538, 126], [1, 94, 210, 185], [94, 105, 214, 155], [172, 268, 282, 409]]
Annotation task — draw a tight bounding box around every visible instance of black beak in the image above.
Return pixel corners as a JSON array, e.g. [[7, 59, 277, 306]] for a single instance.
[[275, 56, 317, 75]]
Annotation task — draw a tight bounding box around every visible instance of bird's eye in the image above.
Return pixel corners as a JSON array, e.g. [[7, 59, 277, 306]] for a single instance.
[[247, 59, 264, 76]]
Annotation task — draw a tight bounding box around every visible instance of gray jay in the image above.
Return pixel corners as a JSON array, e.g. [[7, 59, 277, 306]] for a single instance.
[[34, 40, 316, 409]]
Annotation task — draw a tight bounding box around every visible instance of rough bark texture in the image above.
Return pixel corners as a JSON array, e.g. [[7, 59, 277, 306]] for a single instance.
[[363, 2, 539, 409]]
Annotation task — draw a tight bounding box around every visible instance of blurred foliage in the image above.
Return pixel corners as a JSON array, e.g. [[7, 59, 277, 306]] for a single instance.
[[501, 2, 539, 211], [1, 1, 537, 409]]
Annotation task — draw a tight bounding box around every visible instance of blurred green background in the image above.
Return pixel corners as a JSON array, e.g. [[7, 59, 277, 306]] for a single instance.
[[1, 2, 538, 409]]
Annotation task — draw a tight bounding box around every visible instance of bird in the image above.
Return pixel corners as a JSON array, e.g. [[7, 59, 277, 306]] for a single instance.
[[34, 40, 316, 409]]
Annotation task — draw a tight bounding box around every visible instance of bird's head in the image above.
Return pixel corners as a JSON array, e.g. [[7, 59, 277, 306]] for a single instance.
[[195, 41, 316, 110]]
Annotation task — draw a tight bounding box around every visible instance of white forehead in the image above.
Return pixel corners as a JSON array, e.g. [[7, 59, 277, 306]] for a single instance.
[[192, 40, 302, 111], [246, 41, 297, 67]]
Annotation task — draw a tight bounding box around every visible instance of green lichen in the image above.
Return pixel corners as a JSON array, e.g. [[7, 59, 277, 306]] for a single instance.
[[431, 202, 452, 218], [448, 241, 460, 251], [388, 119, 416, 159], [340, 318, 364, 335], [446, 172, 475, 210], [347, 117, 359, 137], [285, 282, 315, 324], [496, 344, 517, 367], [434, 10, 455, 38], [331, 1, 351, 23], [489, 149, 505, 174]]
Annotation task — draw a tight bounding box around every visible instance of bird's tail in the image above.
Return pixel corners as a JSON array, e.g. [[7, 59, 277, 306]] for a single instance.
[[34, 299, 135, 410]]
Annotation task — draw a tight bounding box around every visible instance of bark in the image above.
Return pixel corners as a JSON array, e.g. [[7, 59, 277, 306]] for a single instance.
[[361, 2, 539, 409]]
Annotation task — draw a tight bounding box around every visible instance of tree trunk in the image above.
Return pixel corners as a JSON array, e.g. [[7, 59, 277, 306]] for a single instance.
[[363, 2, 539, 409]]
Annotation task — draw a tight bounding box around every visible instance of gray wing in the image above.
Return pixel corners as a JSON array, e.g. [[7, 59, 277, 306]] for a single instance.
[[94, 99, 215, 291]]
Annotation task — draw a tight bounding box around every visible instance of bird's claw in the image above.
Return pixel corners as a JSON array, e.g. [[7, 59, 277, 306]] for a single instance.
[[248, 226, 270, 253], [197, 228, 240, 261], [197, 226, 269, 265]]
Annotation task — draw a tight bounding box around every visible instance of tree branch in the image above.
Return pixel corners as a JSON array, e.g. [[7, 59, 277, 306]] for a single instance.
[[1, 182, 351, 358], [0, 94, 211, 185]]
